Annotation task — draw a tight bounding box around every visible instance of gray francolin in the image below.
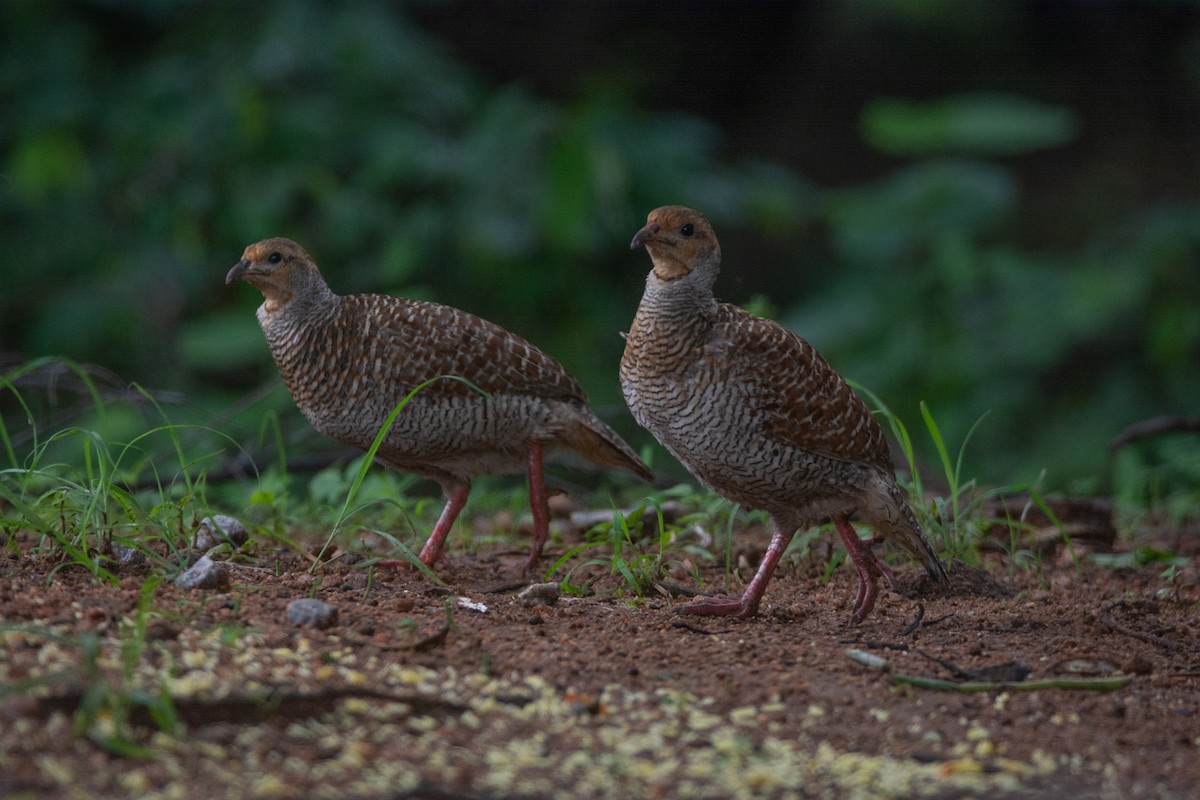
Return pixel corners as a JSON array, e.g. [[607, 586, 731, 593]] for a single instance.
[[621, 206, 948, 623], [228, 238, 652, 569]]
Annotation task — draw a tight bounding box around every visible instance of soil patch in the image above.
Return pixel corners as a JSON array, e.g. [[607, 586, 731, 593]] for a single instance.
[[1, 519, 1197, 799]]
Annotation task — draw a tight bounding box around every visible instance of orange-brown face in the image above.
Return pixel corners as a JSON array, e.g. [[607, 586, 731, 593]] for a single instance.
[[630, 206, 720, 281], [226, 237, 313, 312]]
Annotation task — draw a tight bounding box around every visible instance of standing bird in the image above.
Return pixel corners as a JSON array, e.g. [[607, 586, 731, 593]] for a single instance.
[[228, 238, 652, 569], [621, 207, 948, 623]]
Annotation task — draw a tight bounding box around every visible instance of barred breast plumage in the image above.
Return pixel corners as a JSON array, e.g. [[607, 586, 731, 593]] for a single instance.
[[620, 206, 947, 623], [228, 237, 651, 569]]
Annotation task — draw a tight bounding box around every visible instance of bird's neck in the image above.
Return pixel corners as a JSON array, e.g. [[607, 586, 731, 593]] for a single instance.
[[631, 271, 718, 342], [258, 282, 341, 344], [642, 268, 716, 313]]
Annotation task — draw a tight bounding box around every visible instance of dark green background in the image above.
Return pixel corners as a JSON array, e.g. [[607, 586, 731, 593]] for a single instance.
[[3, 1, 1198, 498]]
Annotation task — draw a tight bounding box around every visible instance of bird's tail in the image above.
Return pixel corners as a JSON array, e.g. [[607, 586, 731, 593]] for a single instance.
[[556, 406, 654, 482], [867, 473, 950, 587]]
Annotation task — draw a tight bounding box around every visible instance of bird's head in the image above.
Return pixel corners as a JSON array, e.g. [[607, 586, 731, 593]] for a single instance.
[[630, 206, 721, 284], [226, 237, 324, 313]]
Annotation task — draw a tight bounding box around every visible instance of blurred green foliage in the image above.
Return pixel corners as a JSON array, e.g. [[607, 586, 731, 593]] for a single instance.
[[862, 94, 1079, 157], [2, 0, 1198, 503], [800, 154, 1200, 488], [0, 0, 798, 392]]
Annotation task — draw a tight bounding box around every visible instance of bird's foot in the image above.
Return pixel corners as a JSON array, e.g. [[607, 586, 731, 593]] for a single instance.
[[675, 596, 756, 618], [375, 552, 441, 570], [848, 579, 879, 625], [522, 548, 544, 575], [835, 517, 897, 624], [858, 536, 897, 589]]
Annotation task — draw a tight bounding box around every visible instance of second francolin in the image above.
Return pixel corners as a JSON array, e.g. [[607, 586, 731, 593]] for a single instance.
[[621, 206, 948, 623], [228, 238, 651, 569]]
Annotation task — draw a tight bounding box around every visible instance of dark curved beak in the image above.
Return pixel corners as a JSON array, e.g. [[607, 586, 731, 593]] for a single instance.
[[225, 259, 251, 285], [630, 223, 660, 250]]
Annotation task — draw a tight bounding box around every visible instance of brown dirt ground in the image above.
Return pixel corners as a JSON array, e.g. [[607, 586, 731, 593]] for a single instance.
[[1, 506, 1198, 800]]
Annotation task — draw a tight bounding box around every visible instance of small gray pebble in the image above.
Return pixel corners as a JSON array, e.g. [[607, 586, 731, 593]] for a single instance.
[[286, 598, 339, 629], [193, 515, 249, 550], [517, 582, 561, 607], [175, 555, 229, 590], [111, 543, 145, 566]]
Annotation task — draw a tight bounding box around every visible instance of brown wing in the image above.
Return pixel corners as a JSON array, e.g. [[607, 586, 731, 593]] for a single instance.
[[344, 294, 587, 402], [712, 303, 893, 473]]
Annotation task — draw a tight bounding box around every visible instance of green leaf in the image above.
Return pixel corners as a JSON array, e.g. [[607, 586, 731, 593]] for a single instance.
[[863, 93, 1078, 156]]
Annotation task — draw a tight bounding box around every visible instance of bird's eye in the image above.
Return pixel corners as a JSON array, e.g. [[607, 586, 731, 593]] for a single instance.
[[268, 252, 282, 264], [680, 224, 694, 236]]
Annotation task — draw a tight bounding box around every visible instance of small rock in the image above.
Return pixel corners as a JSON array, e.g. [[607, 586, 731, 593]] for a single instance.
[[286, 598, 339, 629], [193, 515, 249, 551], [175, 555, 229, 590], [517, 582, 561, 607], [110, 543, 145, 566], [1051, 657, 1119, 676]]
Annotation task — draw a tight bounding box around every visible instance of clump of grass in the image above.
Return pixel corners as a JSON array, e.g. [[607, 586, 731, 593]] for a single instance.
[[1111, 428, 1200, 527], [544, 483, 735, 600], [548, 500, 668, 598], [4, 370, 168, 576], [852, 382, 1067, 572], [0, 358, 307, 583], [0, 359, 476, 583]]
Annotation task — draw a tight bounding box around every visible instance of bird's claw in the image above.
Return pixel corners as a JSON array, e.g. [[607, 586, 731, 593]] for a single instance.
[[675, 596, 755, 618]]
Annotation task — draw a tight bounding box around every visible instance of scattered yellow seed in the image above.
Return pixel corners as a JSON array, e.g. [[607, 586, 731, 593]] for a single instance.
[[406, 716, 437, 733], [252, 773, 293, 797], [118, 770, 150, 794], [730, 706, 758, 726], [181, 649, 209, 669], [939, 756, 985, 776], [35, 756, 73, 785], [340, 740, 373, 769]]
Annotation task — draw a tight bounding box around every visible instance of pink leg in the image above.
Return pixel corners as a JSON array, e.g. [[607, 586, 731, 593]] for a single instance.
[[417, 482, 471, 567], [860, 536, 896, 590], [834, 517, 894, 624], [677, 528, 795, 619], [525, 441, 550, 571]]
